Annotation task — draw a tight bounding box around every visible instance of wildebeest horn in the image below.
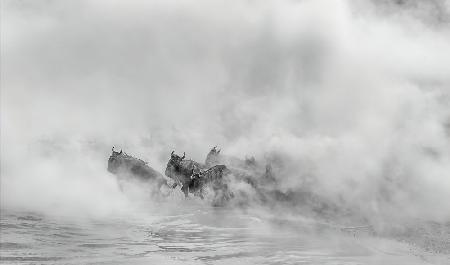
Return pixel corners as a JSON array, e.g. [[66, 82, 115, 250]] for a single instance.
[[171, 150, 174, 156], [182, 152, 185, 159], [119, 149, 122, 154]]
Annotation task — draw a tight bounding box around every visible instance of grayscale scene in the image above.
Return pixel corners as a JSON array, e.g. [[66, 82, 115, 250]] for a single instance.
[[1, 0, 450, 264]]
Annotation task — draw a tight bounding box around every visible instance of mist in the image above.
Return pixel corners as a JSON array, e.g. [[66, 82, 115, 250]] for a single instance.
[[1, 0, 450, 225]]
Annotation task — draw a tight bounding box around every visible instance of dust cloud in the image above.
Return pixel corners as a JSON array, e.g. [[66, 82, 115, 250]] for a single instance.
[[1, 0, 450, 225]]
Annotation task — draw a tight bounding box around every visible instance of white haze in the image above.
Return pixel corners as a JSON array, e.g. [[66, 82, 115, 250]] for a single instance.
[[1, 0, 450, 223]]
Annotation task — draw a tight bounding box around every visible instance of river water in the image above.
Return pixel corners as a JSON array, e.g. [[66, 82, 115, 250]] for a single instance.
[[1, 198, 448, 265]]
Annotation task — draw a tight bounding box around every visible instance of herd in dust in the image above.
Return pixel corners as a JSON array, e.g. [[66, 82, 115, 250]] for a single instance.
[[107, 146, 279, 205], [107, 146, 337, 213]]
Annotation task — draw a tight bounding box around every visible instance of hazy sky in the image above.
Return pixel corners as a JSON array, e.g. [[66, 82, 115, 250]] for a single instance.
[[1, 0, 450, 221]]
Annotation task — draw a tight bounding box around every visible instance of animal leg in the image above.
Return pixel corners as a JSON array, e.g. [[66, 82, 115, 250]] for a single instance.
[[181, 185, 189, 197]]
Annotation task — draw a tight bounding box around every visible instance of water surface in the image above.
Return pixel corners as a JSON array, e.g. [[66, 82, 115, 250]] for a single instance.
[[1, 203, 447, 265]]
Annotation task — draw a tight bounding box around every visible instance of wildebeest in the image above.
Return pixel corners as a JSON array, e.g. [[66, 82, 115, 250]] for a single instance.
[[108, 147, 167, 188], [204, 146, 269, 188], [188, 164, 233, 201], [205, 146, 260, 171], [165, 151, 232, 202], [164, 151, 206, 194]]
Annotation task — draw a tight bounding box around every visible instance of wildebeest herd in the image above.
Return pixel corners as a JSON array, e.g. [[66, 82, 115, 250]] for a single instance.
[[107, 146, 341, 216], [108, 146, 276, 205]]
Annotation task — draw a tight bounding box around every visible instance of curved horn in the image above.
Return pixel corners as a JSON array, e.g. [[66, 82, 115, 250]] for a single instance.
[[182, 152, 185, 159], [119, 149, 123, 154], [171, 150, 174, 156]]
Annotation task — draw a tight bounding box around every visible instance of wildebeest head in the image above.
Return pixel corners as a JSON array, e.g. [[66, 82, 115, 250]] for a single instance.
[[165, 151, 186, 181], [168, 150, 185, 166], [107, 147, 123, 173], [211, 146, 221, 154], [191, 164, 202, 179], [205, 146, 221, 167]]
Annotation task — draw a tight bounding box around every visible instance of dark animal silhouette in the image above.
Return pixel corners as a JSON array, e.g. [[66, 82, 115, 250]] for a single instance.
[[187, 164, 233, 201], [164, 151, 205, 193], [108, 147, 167, 188], [205, 146, 222, 167], [205, 146, 269, 188], [165, 151, 232, 201], [205, 146, 259, 171]]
